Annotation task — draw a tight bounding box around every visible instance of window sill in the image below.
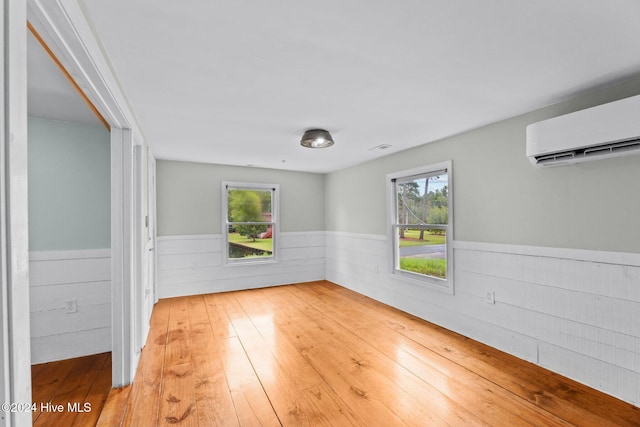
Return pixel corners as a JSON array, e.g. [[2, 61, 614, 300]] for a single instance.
[[223, 257, 279, 267]]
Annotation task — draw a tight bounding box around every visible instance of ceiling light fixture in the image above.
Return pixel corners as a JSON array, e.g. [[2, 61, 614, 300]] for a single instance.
[[300, 129, 334, 148]]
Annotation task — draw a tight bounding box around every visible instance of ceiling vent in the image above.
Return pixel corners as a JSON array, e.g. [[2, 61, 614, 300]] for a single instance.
[[369, 144, 392, 151]]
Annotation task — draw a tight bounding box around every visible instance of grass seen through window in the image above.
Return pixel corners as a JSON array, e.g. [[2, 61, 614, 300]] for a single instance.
[[399, 258, 446, 278], [228, 232, 272, 258], [398, 229, 447, 279], [399, 229, 445, 246]]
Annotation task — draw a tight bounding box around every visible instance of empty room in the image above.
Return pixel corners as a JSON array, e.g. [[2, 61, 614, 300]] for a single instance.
[[2, 1, 640, 426]]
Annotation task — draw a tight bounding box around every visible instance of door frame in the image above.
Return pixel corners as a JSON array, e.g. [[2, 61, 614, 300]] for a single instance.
[[148, 150, 158, 305], [1, 0, 32, 425], [28, 0, 147, 387]]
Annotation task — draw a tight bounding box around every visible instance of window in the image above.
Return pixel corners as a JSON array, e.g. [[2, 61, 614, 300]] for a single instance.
[[388, 161, 453, 290], [222, 181, 279, 264]]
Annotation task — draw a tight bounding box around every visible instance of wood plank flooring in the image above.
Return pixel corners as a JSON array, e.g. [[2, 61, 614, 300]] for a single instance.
[[31, 352, 111, 426], [100, 281, 639, 426]]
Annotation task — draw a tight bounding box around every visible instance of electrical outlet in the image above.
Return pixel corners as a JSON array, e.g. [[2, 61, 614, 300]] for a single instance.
[[485, 291, 495, 304], [65, 299, 78, 314]]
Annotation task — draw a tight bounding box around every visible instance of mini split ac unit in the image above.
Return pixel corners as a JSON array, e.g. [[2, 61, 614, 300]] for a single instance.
[[526, 94, 640, 167]]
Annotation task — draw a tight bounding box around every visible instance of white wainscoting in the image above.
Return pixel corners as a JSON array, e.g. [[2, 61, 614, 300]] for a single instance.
[[29, 249, 112, 364], [157, 232, 325, 298], [325, 231, 640, 406]]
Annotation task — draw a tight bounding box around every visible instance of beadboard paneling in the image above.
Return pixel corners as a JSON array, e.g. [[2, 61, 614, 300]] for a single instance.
[[157, 232, 325, 298], [29, 249, 111, 364], [30, 329, 112, 366], [325, 232, 640, 406]]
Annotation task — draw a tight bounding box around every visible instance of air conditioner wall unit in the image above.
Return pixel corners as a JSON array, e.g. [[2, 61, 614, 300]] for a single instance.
[[526, 94, 640, 167]]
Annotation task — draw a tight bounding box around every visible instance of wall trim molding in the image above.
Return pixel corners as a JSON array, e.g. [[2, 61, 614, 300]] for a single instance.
[[454, 240, 640, 266], [157, 231, 328, 242], [281, 231, 326, 237], [158, 234, 220, 241], [325, 231, 387, 241], [29, 248, 111, 261], [325, 232, 640, 266]]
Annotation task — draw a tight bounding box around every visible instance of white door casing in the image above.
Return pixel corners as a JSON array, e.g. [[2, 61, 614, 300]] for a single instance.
[[28, 0, 147, 387], [146, 150, 157, 322], [2, 0, 32, 425]]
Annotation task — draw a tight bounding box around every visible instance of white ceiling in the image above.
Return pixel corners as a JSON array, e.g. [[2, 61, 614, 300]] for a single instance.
[[74, 0, 640, 173], [27, 30, 103, 126]]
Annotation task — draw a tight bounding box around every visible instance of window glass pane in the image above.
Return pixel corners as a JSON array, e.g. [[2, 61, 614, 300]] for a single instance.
[[227, 188, 273, 260], [228, 228, 274, 259], [397, 227, 447, 279], [396, 174, 448, 225], [227, 189, 272, 221]]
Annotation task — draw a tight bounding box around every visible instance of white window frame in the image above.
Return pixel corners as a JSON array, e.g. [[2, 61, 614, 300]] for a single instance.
[[386, 160, 454, 293], [222, 181, 280, 266]]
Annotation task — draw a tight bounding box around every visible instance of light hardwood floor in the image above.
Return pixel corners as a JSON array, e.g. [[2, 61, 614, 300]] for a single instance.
[[31, 352, 111, 426], [96, 281, 639, 426]]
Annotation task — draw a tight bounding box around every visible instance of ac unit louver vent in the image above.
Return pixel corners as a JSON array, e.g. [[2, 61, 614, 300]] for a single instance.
[[583, 138, 640, 158], [533, 138, 640, 167], [535, 151, 575, 165]]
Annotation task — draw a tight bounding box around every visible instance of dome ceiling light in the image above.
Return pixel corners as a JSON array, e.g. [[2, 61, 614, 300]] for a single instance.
[[300, 129, 334, 149]]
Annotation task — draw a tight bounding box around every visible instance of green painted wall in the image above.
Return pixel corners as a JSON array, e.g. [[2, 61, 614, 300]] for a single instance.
[[28, 117, 110, 251], [325, 77, 640, 253], [157, 160, 325, 235]]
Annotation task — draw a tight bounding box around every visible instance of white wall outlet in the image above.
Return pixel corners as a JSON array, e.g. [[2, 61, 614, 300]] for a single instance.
[[65, 299, 78, 314], [485, 291, 495, 304]]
